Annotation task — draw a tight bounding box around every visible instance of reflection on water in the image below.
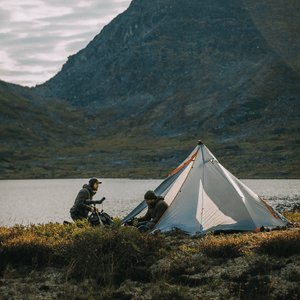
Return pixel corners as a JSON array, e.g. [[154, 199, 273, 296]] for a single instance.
[[0, 178, 299, 227]]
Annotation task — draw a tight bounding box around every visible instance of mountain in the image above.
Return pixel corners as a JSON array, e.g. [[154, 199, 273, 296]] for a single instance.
[[0, 79, 197, 179], [1, 0, 300, 179], [39, 0, 300, 134]]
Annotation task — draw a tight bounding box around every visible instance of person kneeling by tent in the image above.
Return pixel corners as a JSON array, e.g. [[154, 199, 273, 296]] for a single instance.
[[133, 190, 168, 230]]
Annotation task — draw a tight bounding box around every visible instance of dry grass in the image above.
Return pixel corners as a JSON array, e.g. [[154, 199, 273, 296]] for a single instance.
[[0, 219, 165, 285], [199, 229, 300, 259], [198, 211, 300, 259], [0, 212, 300, 299]]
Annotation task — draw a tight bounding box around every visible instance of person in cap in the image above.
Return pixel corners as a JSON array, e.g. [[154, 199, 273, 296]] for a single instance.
[[133, 190, 168, 230], [70, 178, 102, 222]]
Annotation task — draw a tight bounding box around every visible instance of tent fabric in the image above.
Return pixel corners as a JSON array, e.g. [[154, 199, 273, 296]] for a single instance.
[[121, 159, 192, 224], [121, 141, 289, 235]]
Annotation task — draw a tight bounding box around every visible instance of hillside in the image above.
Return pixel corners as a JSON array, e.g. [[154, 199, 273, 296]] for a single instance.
[[0, 80, 204, 179], [0, 0, 299, 179], [39, 0, 300, 134]]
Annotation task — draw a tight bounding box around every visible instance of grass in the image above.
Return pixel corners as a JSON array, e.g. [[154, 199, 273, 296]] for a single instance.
[[199, 228, 300, 259], [0, 211, 299, 299], [0, 219, 165, 285], [281, 210, 300, 223]]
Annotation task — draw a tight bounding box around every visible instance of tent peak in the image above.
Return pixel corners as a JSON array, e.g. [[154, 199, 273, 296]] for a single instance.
[[122, 141, 289, 234]]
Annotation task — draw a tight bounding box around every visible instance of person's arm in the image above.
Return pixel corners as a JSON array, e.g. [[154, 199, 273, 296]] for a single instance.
[[152, 202, 168, 224], [138, 209, 151, 222], [76, 189, 93, 212]]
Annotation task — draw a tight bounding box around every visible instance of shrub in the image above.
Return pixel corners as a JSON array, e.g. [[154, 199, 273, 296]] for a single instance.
[[283, 210, 300, 223], [150, 279, 190, 300], [199, 233, 249, 259], [67, 221, 165, 284], [58, 288, 132, 300], [0, 223, 75, 270], [255, 230, 300, 257], [244, 254, 278, 276], [0, 220, 166, 285], [228, 276, 275, 300]]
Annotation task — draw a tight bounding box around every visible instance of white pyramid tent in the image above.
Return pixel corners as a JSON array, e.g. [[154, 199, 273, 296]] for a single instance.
[[122, 141, 289, 235]]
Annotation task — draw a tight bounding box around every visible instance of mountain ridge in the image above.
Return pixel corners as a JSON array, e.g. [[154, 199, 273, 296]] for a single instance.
[[37, 0, 300, 136], [0, 0, 299, 179]]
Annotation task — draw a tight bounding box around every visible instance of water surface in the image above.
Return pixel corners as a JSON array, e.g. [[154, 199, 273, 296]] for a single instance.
[[0, 179, 299, 227]]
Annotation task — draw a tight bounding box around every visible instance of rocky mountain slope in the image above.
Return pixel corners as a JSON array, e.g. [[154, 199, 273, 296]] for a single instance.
[[39, 0, 300, 134], [1, 0, 299, 179]]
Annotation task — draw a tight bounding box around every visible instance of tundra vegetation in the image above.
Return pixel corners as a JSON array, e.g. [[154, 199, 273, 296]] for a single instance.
[[0, 211, 300, 299]]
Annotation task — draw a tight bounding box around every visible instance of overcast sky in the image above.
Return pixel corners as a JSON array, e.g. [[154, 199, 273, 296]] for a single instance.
[[0, 0, 132, 87]]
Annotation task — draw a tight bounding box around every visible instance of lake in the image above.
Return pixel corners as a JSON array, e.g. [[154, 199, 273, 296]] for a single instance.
[[0, 179, 299, 227]]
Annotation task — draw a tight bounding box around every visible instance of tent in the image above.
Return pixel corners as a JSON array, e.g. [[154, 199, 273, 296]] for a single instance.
[[122, 141, 289, 235]]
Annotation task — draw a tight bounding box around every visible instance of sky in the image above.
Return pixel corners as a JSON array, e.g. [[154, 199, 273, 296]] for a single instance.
[[0, 0, 132, 87]]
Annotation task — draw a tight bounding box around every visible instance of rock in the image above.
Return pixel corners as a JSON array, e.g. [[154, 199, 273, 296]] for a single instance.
[[37, 0, 300, 139]]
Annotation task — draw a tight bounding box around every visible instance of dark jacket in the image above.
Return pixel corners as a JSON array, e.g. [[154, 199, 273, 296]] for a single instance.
[[138, 196, 168, 224], [70, 184, 95, 218]]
